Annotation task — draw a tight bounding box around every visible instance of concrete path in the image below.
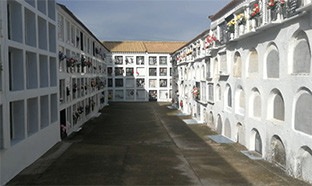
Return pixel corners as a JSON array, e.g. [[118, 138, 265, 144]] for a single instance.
[[8, 102, 310, 185]]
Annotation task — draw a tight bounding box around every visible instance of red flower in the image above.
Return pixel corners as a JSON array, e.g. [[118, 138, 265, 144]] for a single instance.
[[180, 100, 183, 107]]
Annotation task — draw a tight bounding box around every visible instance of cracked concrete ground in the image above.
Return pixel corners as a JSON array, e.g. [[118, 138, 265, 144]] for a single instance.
[[8, 102, 310, 185]]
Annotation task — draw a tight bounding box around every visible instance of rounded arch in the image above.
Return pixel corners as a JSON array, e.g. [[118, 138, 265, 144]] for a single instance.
[[236, 123, 244, 144], [225, 84, 232, 108], [233, 51, 242, 78], [268, 89, 285, 121], [247, 48, 259, 76], [294, 88, 312, 135], [216, 114, 222, 134], [250, 88, 261, 118], [290, 30, 311, 74], [270, 135, 286, 168], [224, 118, 231, 138], [296, 146, 312, 183], [208, 111, 214, 128], [265, 43, 280, 79], [250, 128, 262, 154], [235, 85, 245, 115]]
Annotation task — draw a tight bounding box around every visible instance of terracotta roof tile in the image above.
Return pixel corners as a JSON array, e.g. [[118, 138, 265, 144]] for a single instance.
[[102, 41, 187, 53]]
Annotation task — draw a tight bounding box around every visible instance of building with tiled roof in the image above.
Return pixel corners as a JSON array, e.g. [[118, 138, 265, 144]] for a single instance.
[[102, 41, 186, 102]]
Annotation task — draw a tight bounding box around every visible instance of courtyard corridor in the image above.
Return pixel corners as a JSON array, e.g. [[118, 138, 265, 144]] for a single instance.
[[9, 103, 309, 185]]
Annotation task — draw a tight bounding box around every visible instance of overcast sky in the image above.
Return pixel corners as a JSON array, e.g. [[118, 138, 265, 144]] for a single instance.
[[57, 0, 231, 42]]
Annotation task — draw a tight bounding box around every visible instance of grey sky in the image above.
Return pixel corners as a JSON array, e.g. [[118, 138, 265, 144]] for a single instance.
[[57, 0, 232, 41]]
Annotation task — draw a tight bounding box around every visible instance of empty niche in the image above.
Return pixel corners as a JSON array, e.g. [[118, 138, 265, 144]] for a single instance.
[[208, 111, 214, 128], [266, 44, 280, 79], [216, 114, 222, 134], [269, 89, 285, 121], [159, 90, 168, 99], [37, 0, 46, 14], [9, 47, 24, 91], [10, 100, 25, 144], [125, 78, 134, 88], [50, 94, 57, 123], [27, 97, 38, 136], [225, 84, 232, 108], [296, 146, 312, 183], [292, 31, 311, 74], [248, 49, 259, 76], [50, 57, 57, 87], [26, 51, 38, 89], [49, 23, 56, 53], [7, 0, 23, 42], [39, 55, 49, 88], [236, 123, 244, 144], [294, 89, 312, 135], [250, 89, 261, 118], [126, 89, 135, 100], [233, 52, 242, 78], [25, 8, 37, 47], [40, 95, 49, 129], [250, 129, 262, 154], [38, 16, 47, 50], [235, 86, 245, 115], [224, 118, 231, 138], [270, 135, 286, 169]]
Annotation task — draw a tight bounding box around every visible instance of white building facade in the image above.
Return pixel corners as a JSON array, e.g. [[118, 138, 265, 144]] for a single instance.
[[0, 0, 59, 184], [57, 4, 108, 137], [172, 0, 312, 183], [103, 41, 186, 102]]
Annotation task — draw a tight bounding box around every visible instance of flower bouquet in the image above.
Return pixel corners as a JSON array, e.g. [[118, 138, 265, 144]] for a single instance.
[[250, 3, 261, 19], [227, 19, 236, 33]]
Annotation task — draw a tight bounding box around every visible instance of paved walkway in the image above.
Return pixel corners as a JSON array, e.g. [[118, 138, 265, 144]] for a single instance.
[[8, 102, 309, 185]]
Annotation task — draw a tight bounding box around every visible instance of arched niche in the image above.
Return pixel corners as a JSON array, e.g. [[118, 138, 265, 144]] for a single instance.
[[250, 129, 262, 155], [269, 89, 285, 121], [291, 30, 311, 74], [216, 84, 221, 101], [294, 89, 312, 135], [296, 146, 312, 183], [233, 52, 242, 78], [216, 114, 222, 134], [235, 86, 245, 115], [266, 44, 280, 79], [224, 118, 231, 138], [248, 49, 259, 76], [236, 123, 244, 144], [271, 135, 286, 169], [225, 84, 232, 108], [208, 111, 214, 128], [250, 88, 261, 118]]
